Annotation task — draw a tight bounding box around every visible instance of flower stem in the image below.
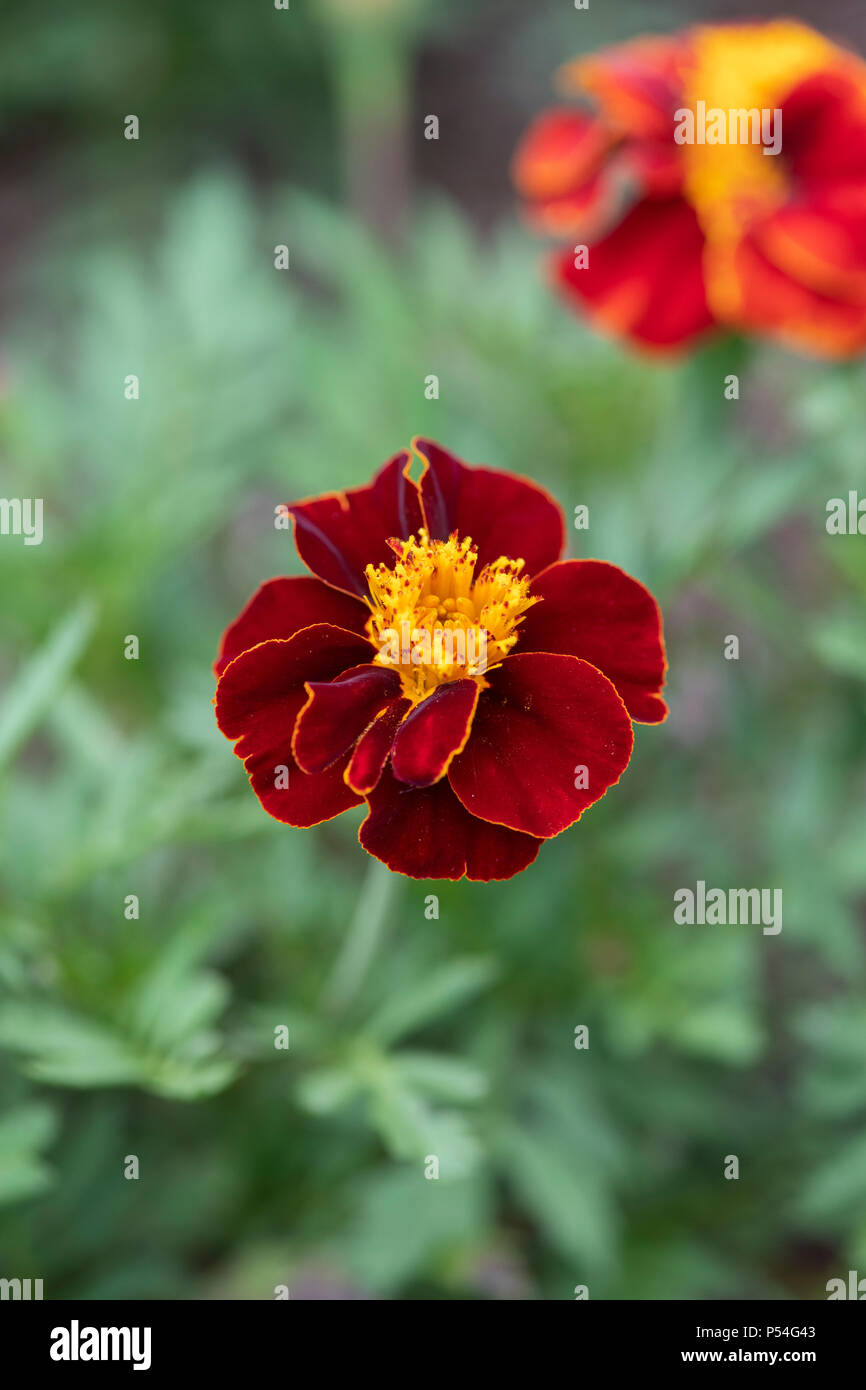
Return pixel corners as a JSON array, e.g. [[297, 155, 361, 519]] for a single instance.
[[324, 855, 398, 1012], [684, 333, 752, 435], [316, 0, 416, 248]]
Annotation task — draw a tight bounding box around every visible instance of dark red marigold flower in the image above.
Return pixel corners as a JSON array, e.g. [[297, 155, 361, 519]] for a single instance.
[[214, 440, 667, 881]]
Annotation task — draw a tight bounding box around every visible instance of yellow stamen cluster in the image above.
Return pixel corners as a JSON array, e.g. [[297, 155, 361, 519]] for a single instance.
[[364, 529, 537, 705]]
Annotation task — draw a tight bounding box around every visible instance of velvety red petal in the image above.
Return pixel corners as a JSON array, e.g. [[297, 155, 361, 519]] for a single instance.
[[448, 652, 633, 838], [215, 576, 370, 678], [247, 737, 361, 828], [554, 196, 715, 351], [287, 451, 424, 597], [519, 560, 668, 724], [391, 679, 479, 788], [359, 767, 542, 881], [345, 697, 411, 794], [413, 438, 565, 576], [512, 108, 611, 201], [293, 663, 402, 775], [215, 625, 373, 827], [216, 626, 374, 743]]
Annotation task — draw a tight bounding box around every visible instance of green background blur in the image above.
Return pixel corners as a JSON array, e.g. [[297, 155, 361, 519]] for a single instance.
[[1, 0, 865, 1299]]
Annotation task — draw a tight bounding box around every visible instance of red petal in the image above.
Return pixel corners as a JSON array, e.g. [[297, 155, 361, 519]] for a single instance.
[[709, 232, 866, 358], [757, 202, 866, 302], [391, 679, 479, 787], [512, 109, 611, 201], [215, 576, 370, 677], [216, 625, 374, 742], [561, 36, 688, 141], [359, 767, 542, 881], [554, 196, 715, 351], [619, 139, 683, 197], [413, 438, 565, 576], [215, 625, 373, 826], [247, 737, 361, 829], [783, 69, 866, 189], [522, 142, 683, 243], [523, 171, 616, 241], [345, 697, 411, 794], [288, 451, 424, 597], [293, 663, 401, 775], [448, 652, 633, 838], [520, 560, 668, 723]]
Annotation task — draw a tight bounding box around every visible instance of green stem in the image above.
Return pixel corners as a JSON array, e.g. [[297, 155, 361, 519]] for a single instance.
[[324, 856, 399, 1012], [683, 333, 752, 436], [317, 0, 416, 247]]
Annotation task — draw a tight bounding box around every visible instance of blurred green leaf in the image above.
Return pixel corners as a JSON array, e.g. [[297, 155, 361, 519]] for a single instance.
[[365, 958, 499, 1046], [500, 1123, 617, 1274], [0, 1101, 58, 1206], [0, 599, 97, 770]]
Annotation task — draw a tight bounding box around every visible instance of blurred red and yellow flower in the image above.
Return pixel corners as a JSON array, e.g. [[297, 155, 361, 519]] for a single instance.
[[214, 440, 667, 881], [513, 21, 866, 357]]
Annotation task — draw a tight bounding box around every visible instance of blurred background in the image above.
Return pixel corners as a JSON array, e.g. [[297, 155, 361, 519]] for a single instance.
[[1, 0, 865, 1299]]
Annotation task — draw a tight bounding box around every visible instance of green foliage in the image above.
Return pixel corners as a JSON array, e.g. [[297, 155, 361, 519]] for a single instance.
[[0, 1102, 58, 1207]]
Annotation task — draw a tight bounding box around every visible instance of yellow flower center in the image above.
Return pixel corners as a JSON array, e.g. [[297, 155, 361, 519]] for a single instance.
[[364, 529, 537, 705]]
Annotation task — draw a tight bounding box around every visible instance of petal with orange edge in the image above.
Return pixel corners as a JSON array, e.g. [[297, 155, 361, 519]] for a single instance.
[[413, 438, 565, 576], [520, 560, 668, 724], [215, 575, 370, 678], [449, 652, 634, 839], [360, 767, 542, 881], [391, 679, 479, 787], [345, 697, 411, 795], [293, 664, 402, 775], [288, 451, 424, 597], [215, 625, 373, 826]]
